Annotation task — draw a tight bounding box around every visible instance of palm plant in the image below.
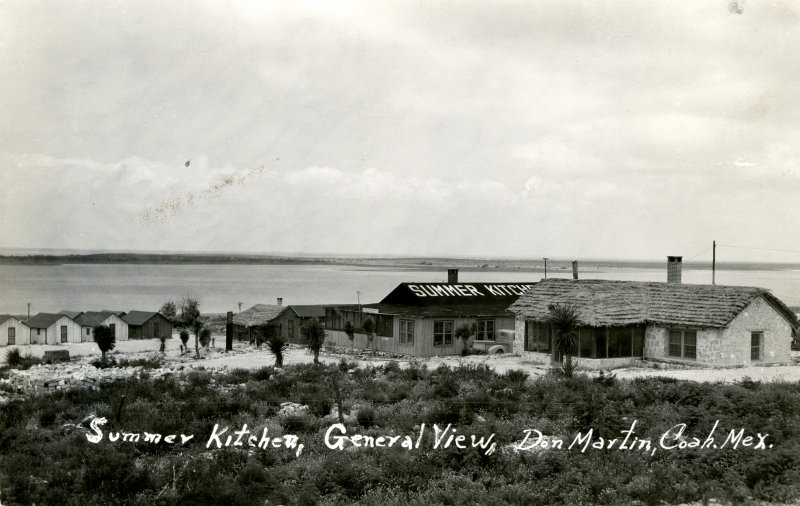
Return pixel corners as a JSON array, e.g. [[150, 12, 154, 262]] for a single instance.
[[344, 321, 356, 352], [361, 317, 376, 355], [301, 317, 326, 365], [547, 304, 580, 378]]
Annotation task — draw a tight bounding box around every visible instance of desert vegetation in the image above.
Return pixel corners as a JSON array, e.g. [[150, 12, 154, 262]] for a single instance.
[[1, 363, 799, 505]]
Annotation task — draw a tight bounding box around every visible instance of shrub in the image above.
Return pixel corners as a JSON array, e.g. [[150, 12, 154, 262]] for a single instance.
[[91, 356, 118, 368], [199, 328, 212, 348], [505, 369, 529, 385], [4, 349, 42, 370], [357, 406, 377, 428], [281, 413, 314, 433], [116, 356, 164, 369]]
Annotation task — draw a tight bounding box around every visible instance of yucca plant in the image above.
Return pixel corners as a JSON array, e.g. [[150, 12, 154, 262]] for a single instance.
[[547, 304, 580, 378]]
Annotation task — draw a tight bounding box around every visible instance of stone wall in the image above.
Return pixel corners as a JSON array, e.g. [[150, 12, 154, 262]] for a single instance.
[[722, 296, 792, 365], [644, 296, 792, 366]]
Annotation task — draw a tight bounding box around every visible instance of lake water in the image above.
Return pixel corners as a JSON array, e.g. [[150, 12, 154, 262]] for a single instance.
[[1, 263, 800, 315]]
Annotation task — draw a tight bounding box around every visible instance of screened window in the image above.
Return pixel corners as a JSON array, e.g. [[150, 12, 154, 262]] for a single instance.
[[8, 327, 15, 345], [578, 328, 593, 358], [751, 331, 763, 361], [475, 320, 495, 340], [433, 320, 453, 346], [524, 322, 551, 352], [399, 320, 414, 345], [668, 329, 697, 360], [61, 325, 68, 343]]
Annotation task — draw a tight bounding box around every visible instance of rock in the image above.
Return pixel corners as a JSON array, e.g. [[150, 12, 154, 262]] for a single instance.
[[278, 403, 311, 417]]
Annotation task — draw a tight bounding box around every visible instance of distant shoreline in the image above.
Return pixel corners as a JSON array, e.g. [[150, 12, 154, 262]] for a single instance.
[[0, 253, 797, 272]]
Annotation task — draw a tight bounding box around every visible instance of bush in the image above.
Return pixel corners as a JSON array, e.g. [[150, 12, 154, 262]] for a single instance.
[[357, 406, 377, 428], [4, 349, 42, 370], [116, 356, 164, 369], [91, 356, 117, 368]]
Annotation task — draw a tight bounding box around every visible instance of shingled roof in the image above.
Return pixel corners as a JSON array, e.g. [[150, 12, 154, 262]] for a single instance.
[[122, 311, 165, 326], [288, 305, 329, 318], [508, 278, 798, 329], [232, 304, 286, 327], [74, 311, 118, 327], [27, 313, 71, 329]]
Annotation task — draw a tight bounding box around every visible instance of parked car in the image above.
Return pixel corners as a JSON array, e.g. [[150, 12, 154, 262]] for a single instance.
[[471, 329, 515, 354]]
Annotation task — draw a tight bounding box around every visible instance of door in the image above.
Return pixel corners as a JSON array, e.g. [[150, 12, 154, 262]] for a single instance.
[[110, 323, 116, 338], [61, 325, 68, 343]]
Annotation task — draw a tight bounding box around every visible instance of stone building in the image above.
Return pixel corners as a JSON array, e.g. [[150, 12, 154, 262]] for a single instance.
[[509, 276, 798, 368]]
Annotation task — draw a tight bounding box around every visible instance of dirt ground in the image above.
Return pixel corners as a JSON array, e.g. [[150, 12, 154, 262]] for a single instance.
[[4, 335, 800, 384]]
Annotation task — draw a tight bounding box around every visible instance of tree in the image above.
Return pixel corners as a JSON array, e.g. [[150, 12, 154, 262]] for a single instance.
[[301, 318, 326, 365], [160, 300, 177, 323], [547, 304, 581, 378], [157, 300, 176, 354], [93, 325, 116, 364], [344, 321, 356, 352], [178, 297, 203, 359], [455, 323, 476, 355], [179, 329, 190, 354], [361, 317, 376, 355], [199, 328, 211, 348]]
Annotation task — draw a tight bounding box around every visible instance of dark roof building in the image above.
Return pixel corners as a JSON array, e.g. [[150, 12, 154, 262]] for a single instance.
[[325, 272, 534, 356], [122, 311, 171, 340]]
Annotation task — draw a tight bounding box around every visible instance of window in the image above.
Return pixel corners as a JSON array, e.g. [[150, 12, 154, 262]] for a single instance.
[[288, 319, 295, 339], [154, 321, 160, 336], [578, 328, 593, 358], [475, 320, 495, 340], [61, 325, 68, 343], [37, 328, 41, 335], [110, 323, 116, 337], [8, 327, 15, 345], [751, 331, 763, 361], [633, 326, 645, 357], [668, 329, 697, 360], [433, 320, 453, 346], [86, 328, 90, 336], [399, 320, 414, 345], [524, 322, 551, 352]]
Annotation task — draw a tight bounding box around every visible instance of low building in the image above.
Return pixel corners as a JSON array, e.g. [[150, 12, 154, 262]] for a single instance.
[[0, 315, 30, 346], [232, 303, 287, 343], [122, 311, 172, 340], [27, 313, 82, 344], [325, 270, 534, 356], [509, 277, 798, 368], [74, 311, 129, 342]]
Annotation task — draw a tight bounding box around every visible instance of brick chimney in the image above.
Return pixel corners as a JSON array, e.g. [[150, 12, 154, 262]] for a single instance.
[[447, 269, 458, 284], [277, 297, 283, 306], [667, 256, 682, 283]]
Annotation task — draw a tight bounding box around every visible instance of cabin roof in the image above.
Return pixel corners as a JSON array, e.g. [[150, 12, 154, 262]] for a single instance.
[[508, 278, 799, 329], [232, 304, 287, 327], [122, 311, 166, 326], [27, 313, 71, 328]]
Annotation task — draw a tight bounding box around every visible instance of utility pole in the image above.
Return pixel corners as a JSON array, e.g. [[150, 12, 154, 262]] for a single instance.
[[357, 291, 362, 312], [542, 258, 549, 279], [26, 302, 31, 321], [712, 240, 716, 285], [237, 301, 243, 313]]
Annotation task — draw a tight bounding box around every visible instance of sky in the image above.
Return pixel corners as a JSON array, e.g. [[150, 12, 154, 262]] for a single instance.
[[1, 0, 799, 262]]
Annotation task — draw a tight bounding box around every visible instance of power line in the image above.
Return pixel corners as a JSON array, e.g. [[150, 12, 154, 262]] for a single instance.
[[717, 244, 800, 255]]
